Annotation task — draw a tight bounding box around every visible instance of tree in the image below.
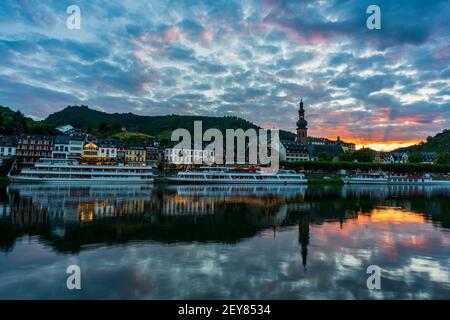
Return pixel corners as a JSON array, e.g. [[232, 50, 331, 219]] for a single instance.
[[352, 148, 375, 163], [99, 121, 121, 135], [318, 151, 331, 161], [340, 151, 354, 162], [4, 111, 28, 135], [409, 152, 422, 163], [436, 152, 450, 164]]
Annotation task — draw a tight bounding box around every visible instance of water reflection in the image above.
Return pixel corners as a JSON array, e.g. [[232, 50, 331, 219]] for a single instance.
[[0, 184, 449, 299]]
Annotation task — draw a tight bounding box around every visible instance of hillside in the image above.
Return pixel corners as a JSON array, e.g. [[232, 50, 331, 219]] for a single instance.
[[44, 105, 263, 140], [395, 129, 450, 153], [0, 105, 56, 135], [109, 132, 154, 141]]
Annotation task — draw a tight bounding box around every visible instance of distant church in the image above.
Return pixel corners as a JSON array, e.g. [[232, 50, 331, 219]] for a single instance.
[[279, 99, 356, 162], [296, 99, 308, 144]]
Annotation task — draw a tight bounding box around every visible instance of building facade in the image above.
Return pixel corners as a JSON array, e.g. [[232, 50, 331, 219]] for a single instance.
[[52, 135, 70, 159], [16, 135, 53, 163], [164, 148, 215, 164], [68, 136, 84, 159], [279, 140, 310, 162], [82, 142, 99, 160], [98, 143, 117, 160], [0, 136, 17, 158], [126, 146, 147, 164]]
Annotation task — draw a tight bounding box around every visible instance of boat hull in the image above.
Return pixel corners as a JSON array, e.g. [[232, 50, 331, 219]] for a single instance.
[[167, 177, 307, 184], [343, 178, 388, 185], [343, 178, 450, 186], [8, 175, 154, 184], [388, 180, 450, 186]]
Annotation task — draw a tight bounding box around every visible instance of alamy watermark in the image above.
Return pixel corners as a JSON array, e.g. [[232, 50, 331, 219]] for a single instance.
[[366, 265, 381, 290], [366, 5, 381, 30], [66, 265, 81, 290], [169, 121, 280, 172], [66, 5, 81, 30]]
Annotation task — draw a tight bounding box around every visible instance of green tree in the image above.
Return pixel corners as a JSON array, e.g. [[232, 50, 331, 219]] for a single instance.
[[339, 151, 354, 162], [409, 152, 422, 163], [318, 151, 331, 161], [352, 148, 375, 163], [5, 111, 28, 135], [436, 152, 450, 164]]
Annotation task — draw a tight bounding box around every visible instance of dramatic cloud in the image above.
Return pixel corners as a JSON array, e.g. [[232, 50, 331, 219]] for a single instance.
[[0, 0, 449, 149]]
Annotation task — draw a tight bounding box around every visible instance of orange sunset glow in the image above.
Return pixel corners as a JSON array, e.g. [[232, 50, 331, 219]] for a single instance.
[[349, 139, 424, 152]]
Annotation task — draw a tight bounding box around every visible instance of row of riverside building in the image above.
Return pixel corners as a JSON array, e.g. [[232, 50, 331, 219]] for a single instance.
[[0, 134, 160, 166]]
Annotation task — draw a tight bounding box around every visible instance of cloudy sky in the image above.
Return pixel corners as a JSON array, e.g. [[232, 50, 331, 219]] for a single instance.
[[0, 0, 449, 150]]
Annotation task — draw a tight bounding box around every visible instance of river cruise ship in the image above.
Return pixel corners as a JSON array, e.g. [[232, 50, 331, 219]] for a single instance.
[[343, 173, 389, 184], [388, 174, 450, 185], [344, 173, 450, 185], [8, 158, 154, 183], [168, 167, 307, 184]]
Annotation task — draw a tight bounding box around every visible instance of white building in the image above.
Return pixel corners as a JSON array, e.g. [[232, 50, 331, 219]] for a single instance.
[[0, 136, 17, 158], [98, 143, 117, 159], [165, 148, 215, 164], [56, 124, 75, 134], [68, 136, 84, 159], [279, 140, 310, 162], [52, 135, 70, 159]]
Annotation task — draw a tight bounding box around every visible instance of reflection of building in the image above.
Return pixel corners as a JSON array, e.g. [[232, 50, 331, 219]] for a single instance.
[[7, 184, 154, 223], [162, 194, 215, 215], [298, 214, 310, 271]]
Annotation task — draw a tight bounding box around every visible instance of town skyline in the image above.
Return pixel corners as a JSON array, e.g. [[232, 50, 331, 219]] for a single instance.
[[1, 101, 441, 152], [1, 0, 449, 151]]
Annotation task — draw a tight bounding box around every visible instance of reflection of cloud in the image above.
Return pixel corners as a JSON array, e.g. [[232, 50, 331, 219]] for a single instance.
[[0, 203, 449, 299]]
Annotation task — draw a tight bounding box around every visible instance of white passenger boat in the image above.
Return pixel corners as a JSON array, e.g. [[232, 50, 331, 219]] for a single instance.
[[343, 173, 388, 185], [388, 174, 450, 185], [344, 172, 450, 185], [168, 167, 307, 184], [8, 158, 154, 183]]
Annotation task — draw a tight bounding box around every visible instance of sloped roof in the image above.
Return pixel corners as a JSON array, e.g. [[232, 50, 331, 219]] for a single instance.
[[281, 140, 308, 153], [308, 145, 343, 158], [54, 135, 70, 144]]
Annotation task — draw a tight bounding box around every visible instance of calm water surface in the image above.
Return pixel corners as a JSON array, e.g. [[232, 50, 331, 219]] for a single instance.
[[0, 184, 449, 299]]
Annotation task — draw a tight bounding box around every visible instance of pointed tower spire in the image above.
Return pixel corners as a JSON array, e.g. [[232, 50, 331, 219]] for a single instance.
[[296, 99, 308, 144]]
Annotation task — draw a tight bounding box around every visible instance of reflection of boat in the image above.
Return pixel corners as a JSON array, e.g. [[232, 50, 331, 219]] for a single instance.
[[168, 167, 307, 184], [172, 184, 307, 198], [343, 173, 388, 185], [8, 158, 154, 183], [7, 183, 154, 221]]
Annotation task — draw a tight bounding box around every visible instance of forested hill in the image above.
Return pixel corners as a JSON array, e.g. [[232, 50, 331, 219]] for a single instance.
[[43, 105, 270, 140], [0, 105, 56, 135], [394, 129, 450, 153]]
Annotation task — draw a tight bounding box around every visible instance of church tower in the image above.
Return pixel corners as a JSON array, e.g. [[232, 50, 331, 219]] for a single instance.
[[296, 99, 308, 144]]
